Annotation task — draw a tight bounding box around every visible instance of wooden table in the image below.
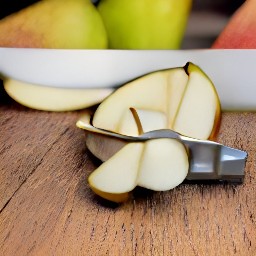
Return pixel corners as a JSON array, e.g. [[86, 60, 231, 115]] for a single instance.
[[0, 90, 255, 256]]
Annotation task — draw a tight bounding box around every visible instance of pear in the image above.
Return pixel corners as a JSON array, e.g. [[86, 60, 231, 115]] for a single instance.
[[88, 63, 221, 162], [79, 109, 189, 202], [88, 142, 144, 202], [97, 0, 192, 49], [83, 63, 221, 202], [0, 0, 107, 49], [4, 79, 113, 111], [92, 62, 221, 140], [137, 138, 188, 191], [212, 0, 256, 48]]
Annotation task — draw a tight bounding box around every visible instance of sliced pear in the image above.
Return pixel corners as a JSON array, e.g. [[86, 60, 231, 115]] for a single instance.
[[81, 63, 221, 202], [88, 63, 221, 161], [88, 142, 144, 194], [88, 138, 188, 202], [137, 139, 188, 191], [173, 64, 221, 139], [80, 110, 189, 202], [92, 62, 221, 140], [93, 67, 187, 135], [130, 108, 167, 133], [4, 79, 113, 111], [117, 108, 139, 135]]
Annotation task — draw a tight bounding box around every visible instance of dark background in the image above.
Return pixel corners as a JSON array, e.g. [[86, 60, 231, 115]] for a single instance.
[[0, 0, 245, 19]]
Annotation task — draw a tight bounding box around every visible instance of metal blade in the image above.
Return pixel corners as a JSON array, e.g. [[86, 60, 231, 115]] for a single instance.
[[77, 118, 248, 183], [186, 143, 247, 183]]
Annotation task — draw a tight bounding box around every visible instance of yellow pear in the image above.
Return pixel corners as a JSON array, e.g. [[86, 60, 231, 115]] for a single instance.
[[0, 0, 107, 49]]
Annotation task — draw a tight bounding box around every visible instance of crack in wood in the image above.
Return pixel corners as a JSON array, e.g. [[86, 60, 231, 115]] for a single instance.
[[0, 127, 70, 215]]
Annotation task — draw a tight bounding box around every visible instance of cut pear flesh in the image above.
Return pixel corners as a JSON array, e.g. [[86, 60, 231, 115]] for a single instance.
[[88, 138, 189, 202], [173, 64, 219, 139], [4, 79, 113, 111], [93, 70, 174, 134], [131, 108, 167, 133], [89, 142, 143, 194], [92, 62, 221, 139], [137, 139, 188, 191]]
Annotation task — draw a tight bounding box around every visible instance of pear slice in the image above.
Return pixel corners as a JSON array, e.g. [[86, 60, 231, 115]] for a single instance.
[[130, 108, 167, 133], [173, 63, 221, 139], [4, 79, 113, 111], [137, 139, 188, 191], [92, 67, 188, 135], [88, 142, 144, 202]]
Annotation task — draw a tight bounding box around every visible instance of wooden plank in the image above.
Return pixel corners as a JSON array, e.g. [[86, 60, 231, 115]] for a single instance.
[[0, 103, 255, 255]]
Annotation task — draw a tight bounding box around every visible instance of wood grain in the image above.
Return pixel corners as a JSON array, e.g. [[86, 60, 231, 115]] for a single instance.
[[0, 98, 255, 256]]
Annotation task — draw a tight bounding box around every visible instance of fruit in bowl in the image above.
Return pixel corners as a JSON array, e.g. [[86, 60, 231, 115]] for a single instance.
[[212, 0, 256, 48], [97, 0, 192, 49], [0, 0, 107, 49]]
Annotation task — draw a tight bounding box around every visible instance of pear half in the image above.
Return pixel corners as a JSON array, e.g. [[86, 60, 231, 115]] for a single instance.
[[4, 79, 113, 111]]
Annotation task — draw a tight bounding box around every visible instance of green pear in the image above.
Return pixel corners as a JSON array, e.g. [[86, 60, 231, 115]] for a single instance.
[[97, 0, 192, 49], [0, 0, 107, 49]]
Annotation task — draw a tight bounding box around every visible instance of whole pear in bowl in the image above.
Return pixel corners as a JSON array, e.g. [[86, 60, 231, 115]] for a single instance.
[[212, 0, 256, 48], [0, 0, 108, 49], [98, 0, 192, 49]]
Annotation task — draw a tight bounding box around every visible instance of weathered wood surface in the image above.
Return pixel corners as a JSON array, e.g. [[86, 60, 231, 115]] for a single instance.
[[0, 94, 255, 256]]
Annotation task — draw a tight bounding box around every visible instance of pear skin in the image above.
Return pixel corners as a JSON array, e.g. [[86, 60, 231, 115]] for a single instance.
[[212, 0, 256, 48], [98, 0, 192, 49], [0, 0, 107, 49]]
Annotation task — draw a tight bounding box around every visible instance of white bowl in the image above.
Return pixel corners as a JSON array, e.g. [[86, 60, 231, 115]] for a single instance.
[[0, 47, 256, 110]]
